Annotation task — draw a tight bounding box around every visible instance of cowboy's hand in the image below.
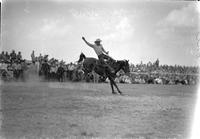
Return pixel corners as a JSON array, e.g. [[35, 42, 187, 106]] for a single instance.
[[106, 51, 109, 54], [82, 37, 85, 40]]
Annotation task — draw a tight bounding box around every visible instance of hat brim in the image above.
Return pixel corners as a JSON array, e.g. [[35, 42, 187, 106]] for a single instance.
[[95, 40, 101, 43]]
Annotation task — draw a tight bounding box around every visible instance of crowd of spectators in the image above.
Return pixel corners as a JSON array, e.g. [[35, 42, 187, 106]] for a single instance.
[[0, 50, 199, 85], [119, 59, 199, 85], [0, 50, 27, 80], [0, 50, 23, 63], [0, 50, 77, 81], [29, 50, 82, 82], [129, 59, 199, 75]]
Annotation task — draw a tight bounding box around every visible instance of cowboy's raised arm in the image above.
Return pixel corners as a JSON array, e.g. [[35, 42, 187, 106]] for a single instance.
[[82, 37, 94, 48]]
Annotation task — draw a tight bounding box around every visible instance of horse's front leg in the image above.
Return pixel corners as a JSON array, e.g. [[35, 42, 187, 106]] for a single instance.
[[108, 76, 117, 94], [113, 81, 122, 95], [109, 76, 122, 95], [110, 81, 116, 94]]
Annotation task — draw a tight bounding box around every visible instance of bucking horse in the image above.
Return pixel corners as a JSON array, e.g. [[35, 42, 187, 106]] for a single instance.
[[78, 52, 130, 95]]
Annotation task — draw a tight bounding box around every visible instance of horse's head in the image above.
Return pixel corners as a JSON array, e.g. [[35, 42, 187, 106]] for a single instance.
[[120, 60, 130, 75], [78, 52, 86, 63]]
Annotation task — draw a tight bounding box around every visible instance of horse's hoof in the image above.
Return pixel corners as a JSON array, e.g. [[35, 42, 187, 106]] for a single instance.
[[112, 92, 117, 94], [119, 92, 124, 96]]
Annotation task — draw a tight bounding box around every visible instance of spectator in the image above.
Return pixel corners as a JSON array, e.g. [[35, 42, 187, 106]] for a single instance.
[[0, 51, 6, 62], [43, 55, 49, 62], [0, 51, 3, 61], [5, 52, 10, 62], [67, 62, 75, 80], [17, 51, 22, 61], [10, 50, 17, 63], [154, 58, 159, 68], [38, 53, 43, 63], [31, 50, 36, 63]]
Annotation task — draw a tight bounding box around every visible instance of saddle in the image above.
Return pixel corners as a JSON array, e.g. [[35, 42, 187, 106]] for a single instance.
[[103, 58, 115, 66], [97, 59, 115, 74]]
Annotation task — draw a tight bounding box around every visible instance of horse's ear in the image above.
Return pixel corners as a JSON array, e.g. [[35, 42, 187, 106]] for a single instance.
[[124, 59, 129, 63]]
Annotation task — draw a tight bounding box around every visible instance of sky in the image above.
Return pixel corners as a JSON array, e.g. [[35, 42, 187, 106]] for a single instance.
[[1, 0, 200, 66]]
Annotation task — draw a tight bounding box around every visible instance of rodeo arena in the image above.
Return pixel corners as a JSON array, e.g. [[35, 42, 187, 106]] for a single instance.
[[0, 49, 199, 139]]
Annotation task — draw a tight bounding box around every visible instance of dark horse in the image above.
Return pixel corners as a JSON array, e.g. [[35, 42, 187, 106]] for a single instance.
[[78, 53, 130, 95]]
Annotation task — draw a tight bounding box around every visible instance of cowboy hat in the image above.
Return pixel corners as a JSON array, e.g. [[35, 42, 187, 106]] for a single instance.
[[94, 38, 102, 43]]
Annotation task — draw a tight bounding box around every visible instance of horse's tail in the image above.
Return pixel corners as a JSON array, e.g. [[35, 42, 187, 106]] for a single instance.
[[78, 53, 86, 63]]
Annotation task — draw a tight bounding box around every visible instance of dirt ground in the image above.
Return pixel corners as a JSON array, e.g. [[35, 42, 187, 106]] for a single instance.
[[0, 81, 197, 139]]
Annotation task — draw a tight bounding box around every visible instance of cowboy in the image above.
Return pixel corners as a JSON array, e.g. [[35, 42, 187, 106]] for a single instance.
[[82, 37, 115, 73]]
